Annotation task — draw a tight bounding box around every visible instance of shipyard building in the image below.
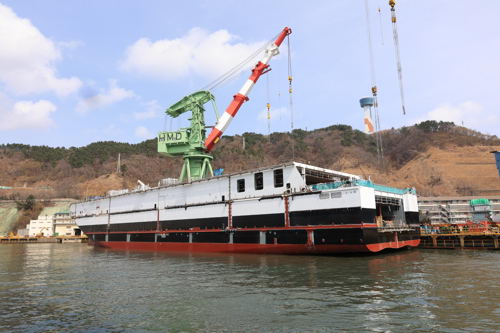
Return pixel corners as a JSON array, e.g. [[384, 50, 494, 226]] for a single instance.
[[25, 211, 81, 237], [418, 196, 500, 225]]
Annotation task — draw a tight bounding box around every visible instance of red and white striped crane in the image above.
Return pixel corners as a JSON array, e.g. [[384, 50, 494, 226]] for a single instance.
[[204, 27, 292, 152]]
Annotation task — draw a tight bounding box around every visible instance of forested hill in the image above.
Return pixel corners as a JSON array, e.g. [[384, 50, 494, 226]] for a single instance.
[[1, 120, 499, 199]]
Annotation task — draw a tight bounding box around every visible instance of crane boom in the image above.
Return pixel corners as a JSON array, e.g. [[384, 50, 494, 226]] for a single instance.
[[204, 27, 292, 152]]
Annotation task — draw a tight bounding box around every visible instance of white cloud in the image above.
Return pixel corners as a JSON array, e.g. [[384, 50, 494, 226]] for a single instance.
[[257, 106, 289, 121], [0, 4, 82, 96], [104, 124, 122, 136], [135, 126, 151, 139], [0, 98, 56, 130], [413, 101, 497, 128], [76, 79, 135, 114], [119, 100, 162, 123], [120, 28, 265, 80], [133, 100, 162, 120], [58, 40, 84, 50]]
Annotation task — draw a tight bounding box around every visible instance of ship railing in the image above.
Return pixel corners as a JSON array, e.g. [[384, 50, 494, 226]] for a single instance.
[[377, 226, 417, 233], [53, 220, 76, 224], [311, 180, 416, 195], [420, 226, 500, 236]]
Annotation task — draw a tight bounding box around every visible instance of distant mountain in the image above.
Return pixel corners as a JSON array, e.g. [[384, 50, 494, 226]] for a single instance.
[[1, 120, 499, 199]]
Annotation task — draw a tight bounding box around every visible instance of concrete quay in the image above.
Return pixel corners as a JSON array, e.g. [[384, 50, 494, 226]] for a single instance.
[[0, 236, 88, 244], [419, 231, 500, 250]]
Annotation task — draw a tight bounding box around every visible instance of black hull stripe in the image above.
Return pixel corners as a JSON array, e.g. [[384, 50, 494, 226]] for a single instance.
[[80, 207, 383, 233], [290, 208, 375, 226], [89, 229, 419, 246]]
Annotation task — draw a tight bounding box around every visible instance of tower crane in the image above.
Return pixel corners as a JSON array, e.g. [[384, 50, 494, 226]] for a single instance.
[[158, 27, 292, 182]]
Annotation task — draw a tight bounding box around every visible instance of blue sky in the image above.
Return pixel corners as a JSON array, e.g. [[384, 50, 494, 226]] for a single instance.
[[0, 0, 499, 147]]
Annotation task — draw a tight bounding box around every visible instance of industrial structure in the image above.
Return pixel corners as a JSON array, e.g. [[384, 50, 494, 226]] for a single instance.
[[157, 91, 218, 182], [418, 196, 500, 225], [491, 151, 500, 177], [25, 211, 80, 237], [359, 97, 375, 134]]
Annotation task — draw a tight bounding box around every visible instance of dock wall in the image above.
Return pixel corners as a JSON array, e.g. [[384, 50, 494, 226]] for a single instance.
[[0, 236, 88, 244], [420, 233, 499, 250]]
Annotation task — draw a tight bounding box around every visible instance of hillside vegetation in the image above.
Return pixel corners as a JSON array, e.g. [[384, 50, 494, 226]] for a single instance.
[[0, 121, 499, 198]]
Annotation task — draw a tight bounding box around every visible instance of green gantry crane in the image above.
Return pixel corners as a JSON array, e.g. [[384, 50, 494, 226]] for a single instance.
[[157, 90, 218, 182]]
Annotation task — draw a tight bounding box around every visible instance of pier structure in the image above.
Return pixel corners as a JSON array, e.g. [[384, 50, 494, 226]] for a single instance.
[[419, 227, 500, 250], [0, 236, 88, 244]]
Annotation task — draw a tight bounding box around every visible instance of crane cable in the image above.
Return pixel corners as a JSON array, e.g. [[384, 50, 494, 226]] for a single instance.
[[365, 0, 377, 97], [202, 32, 281, 92], [287, 34, 295, 159], [287, 35, 294, 132], [276, 52, 283, 121], [378, 0, 385, 45], [266, 72, 271, 142], [278, 91, 282, 120], [389, 0, 407, 115], [364, 0, 384, 164]]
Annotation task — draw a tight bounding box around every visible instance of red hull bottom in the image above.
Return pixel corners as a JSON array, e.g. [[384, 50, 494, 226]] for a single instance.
[[92, 239, 420, 254]]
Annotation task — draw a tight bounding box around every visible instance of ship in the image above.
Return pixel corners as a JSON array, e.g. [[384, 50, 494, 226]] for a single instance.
[[70, 161, 420, 254], [70, 27, 420, 254]]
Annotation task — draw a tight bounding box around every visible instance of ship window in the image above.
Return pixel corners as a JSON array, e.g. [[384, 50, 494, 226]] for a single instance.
[[255, 172, 264, 190], [237, 179, 245, 193], [274, 169, 284, 188]]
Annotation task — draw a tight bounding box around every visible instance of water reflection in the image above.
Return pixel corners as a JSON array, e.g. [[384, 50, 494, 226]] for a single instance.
[[1, 245, 499, 332]]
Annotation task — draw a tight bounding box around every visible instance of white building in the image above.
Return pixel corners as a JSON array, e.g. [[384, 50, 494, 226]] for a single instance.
[[27, 215, 54, 236], [26, 211, 80, 237], [53, 212, 81, 236], [418, 196, 500, 225]]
